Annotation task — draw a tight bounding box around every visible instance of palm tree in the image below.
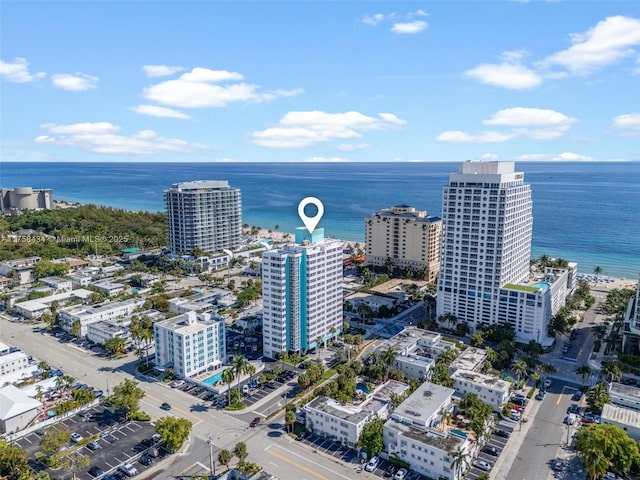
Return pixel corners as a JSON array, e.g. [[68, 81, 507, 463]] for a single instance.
[[439, 409, 452, 432], [583, 449, 609, 480], [233, 442, 248, 463], [512, 359, 528, 385], [593, 266, 603, 276], [576, 364, 592, 387], [601, 362, 623, 383], [315, 336, 323, 360], [218, 449, 231, 471], [539, 363, 557, 384], [35, 385, 44, 401], [230, 354, 249, 392], [222, 369, 234, 405], [285, 409, 296, 433], [450, 448, 468, 478], [379, 346, 397, 380], [246, 363, 256, 388]]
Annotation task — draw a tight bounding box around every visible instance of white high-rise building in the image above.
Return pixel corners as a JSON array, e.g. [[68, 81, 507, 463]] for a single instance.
[[436, 161, 535, 339], [364, 205, 441, 283], [165, 180, 242, 255], [154, 311, 226, 379], [262, 228, 343, 359]]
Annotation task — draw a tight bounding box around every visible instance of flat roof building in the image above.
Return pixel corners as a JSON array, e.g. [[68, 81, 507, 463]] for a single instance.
[[165, 180, 242, 255], [601, 403, 640, 441], [365, 205, 441, 283], [451, 369, 511, 410], [1, 187, 53, 213]]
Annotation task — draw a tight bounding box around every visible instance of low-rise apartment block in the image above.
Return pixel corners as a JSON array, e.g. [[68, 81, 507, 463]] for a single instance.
[[609, 382, 640, 411], [304, 380, 408, 448], [92, 280, 126, 297], [451, 370, 511, 410], [383, 382, 472, 480], [59, 298, 145, 337], [13, 288, 92, 320], [448, 347, 487, 376], [601, 403, 640, 440], [154, 311, 226, 379], [40, 276, 72, 292], [0, 343, 31, 382]]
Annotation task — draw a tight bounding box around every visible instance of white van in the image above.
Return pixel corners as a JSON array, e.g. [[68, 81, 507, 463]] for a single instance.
[[510, 409, 521, 421], [243, 384, 250, 394]]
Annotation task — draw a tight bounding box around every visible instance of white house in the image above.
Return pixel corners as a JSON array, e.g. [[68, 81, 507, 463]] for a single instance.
[[40, 276, 72, 293], [601, 403, 640, 440], [86, 321, 131, 346], [451, 370, 511, 410], [0, 385, 42, 434], [448, 348, 487, 376], [92, 280, 126, 297], [58, 298, 145, 337], [0, 343, 31, 382], [609, 382, 640, 411]]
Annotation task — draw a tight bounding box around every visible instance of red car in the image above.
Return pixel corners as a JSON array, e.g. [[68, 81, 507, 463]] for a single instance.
[[250, 417, 261, 427]]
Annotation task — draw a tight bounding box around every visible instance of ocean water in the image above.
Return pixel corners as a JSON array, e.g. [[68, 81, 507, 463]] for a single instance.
[[1, 162, 639, 279]]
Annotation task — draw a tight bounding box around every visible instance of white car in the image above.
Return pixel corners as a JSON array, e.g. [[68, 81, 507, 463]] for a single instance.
[[544, 378, 552, 388], [70, 432, 84, 443], [475, 460, 492, 472], [394, 468, 408, 479], [120, 463, 138, 477], [364, 456, 380, 472]]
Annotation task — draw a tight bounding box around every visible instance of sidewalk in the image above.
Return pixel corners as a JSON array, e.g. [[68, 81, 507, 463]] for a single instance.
[[491, 393, 545, 480]]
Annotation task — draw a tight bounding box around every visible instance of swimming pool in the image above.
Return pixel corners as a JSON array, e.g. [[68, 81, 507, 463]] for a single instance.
[[531, 283, 549, 290], [203, 370, 226, 385]]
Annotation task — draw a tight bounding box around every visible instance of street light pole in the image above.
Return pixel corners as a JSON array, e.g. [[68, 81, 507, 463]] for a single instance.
[[207, 436, 215, 476]]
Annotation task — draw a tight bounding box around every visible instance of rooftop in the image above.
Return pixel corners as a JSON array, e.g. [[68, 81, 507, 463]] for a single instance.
[[386, 419, 466, 453], [156, 311, 223, 334], [0, 385, 42, 421], [602, 403, 640, 429], [610, 382, 640, 399], [305, 396, 375, 424], [449, 347, 487, 374], [392, 381, 454, 427], [168, 180, 232, 191], [452, 369, 511, 392]]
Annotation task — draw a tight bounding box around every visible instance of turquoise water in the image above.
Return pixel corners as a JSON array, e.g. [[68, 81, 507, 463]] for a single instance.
[[2, 161, 639, 278], [450, 429, 467, 438], [203, 371, 224, 385], [531, 283, 550, 290]]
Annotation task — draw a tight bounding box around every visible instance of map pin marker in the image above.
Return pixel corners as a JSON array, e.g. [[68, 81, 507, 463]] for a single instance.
[[298, 197, 324, 233]]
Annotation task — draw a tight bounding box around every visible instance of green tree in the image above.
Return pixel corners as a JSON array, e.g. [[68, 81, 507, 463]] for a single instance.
[[601, 362, 623, 383], [357, 417, 384, 457], [576, 423, 640, 477], [61, 452, 90, 480], [70, 320, 81, 339], [450, 447, 468, 478], [512, 359, 528, 384], [587, 382, 610, 413], [155, 416, 193, 453], [0, 439, 30, 480], [218, 449, 231, 471], [112, 379, 146, 419], [40, 426, 71, 455], [222, 369, 235, 404], [470, 332, 484, 347], [230, 353, 249, 392], [285, 409, 296, 433], [104, 336, 127, 356], [233, 442, 248, 463]]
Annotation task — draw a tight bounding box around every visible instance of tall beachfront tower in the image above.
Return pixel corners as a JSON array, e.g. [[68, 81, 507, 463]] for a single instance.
[[262, 228, 343, 359], [365, 205, 441, 283], [165, 180, 242, 255], [436, 161, 533, 335]]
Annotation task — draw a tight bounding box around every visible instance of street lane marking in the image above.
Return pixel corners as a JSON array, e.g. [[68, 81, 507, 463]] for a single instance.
[[266, 444, 353, 480], [557, 386, 571, 405], [266, 449, 330, 480]]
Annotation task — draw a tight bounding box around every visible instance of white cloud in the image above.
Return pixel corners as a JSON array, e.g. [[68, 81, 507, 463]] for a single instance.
[[51, 73, 98, 91], [465, 54, 542, 90], [362, 13, 384, 26], [251, 110, 406, 148], [213, 157, 248, 163], [131, 105, 191, 120], [35, 122, 208, 155], [408, 10, 428, 18], [541, 16, 640, 74], [142, 65, 185, 77], [143, 67, 301, 108], [391, 20, 428, 34], [479, 153, 500, 160], [612, 113, 640, 136], [0, 57, 45, 83], [302, 156, 351, 163], [438, 107, 575, 143], [436, 130, 516, 143], [515, 152, 593, 161], [334, 143, 373, 151]]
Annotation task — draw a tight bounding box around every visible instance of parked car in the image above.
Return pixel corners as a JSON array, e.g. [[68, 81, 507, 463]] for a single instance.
[[494, 429, 511, 438], [160, 402, 172, 410], [552, 460, 564, 471], [139, 455, 152, 466], [86, 440, 100, 450], [70, 432, 84, 443], [482, 446, 498, 457], [544, 379, 552, 388], [475, 460, 492, 472], [384, 465, 397, 477], [88, 466, 104, 477], [120, 463, 138, 477], [512, 397, 527, 407], [572, 390, 584, 401], [393, 468, 408, 479], [567, 404, 581, 414], [365, 456, 380, 472], [296, 432, 306, 441], [535, 390, 545, 400], [250, 417, 261, 427]]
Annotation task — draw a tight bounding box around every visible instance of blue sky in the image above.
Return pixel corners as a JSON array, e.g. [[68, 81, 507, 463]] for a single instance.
[[1, 1, 639, 163]]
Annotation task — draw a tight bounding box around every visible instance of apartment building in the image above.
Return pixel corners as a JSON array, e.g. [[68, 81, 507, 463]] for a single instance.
[[365, 205, 441, 283], [451, 370, 511, 410], [1, 187, 53, 213], [154, 311, 226, 379], [40, 276, 72, 293], [383, 382, 472, 480], [0, 343, 31, 382], [262, 228, 343, 359], [165, 180, 242, 255], [58, 298, 145, 337]]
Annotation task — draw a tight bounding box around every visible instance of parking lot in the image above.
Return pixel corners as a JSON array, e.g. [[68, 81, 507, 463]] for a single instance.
[[17, 404, 161, 480], [465, 421, 514, 480]]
